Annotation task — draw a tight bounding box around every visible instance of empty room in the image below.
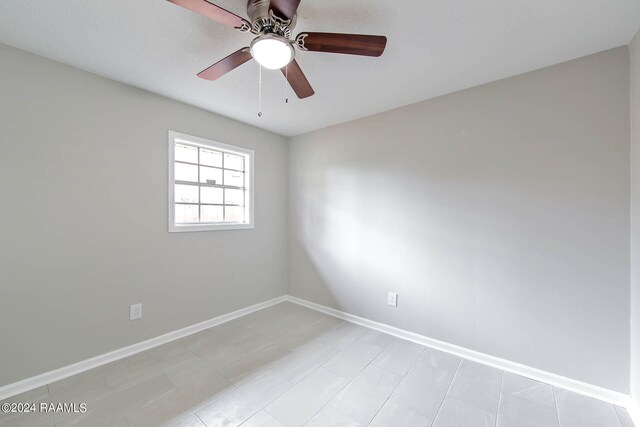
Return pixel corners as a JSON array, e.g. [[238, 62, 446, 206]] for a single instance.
[[1, 0, 640, 426]]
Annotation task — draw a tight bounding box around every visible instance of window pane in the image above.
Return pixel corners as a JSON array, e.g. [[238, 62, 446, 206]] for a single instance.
[[225, 206, 244, 223], [175, 143, 198, 163], [201, 187, 223, 204], [175, 184, 198, 203], [175, 204, 199, 223], [225, 188, 244, 206], [201, 205, 224, 222], [200, 148, 222, 167], [200, 166, 222, 185], [224, 169, 244, 187], [175, 162, 198, 182], [224, 153, 244, 171]]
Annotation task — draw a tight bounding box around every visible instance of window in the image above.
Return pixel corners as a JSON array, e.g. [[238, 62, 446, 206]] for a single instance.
[[168, 131, 254, 232]]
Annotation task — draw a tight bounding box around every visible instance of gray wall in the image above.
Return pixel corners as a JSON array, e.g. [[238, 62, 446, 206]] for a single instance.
[[0, 44, 289, 387], [289, 47, 630, 392], [631, 28, 640, 412], [0, 40, 633, 395]]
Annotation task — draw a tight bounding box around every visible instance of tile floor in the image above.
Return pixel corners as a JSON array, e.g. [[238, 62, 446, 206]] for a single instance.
[[0, 302, 635, 427]]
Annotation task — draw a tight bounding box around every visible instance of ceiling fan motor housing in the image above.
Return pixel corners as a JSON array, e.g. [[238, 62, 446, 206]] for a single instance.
[[247, 0, 296, 37]]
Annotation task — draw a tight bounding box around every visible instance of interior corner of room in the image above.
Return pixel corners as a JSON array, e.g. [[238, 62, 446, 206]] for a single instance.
[[1, 1, 640, 426]]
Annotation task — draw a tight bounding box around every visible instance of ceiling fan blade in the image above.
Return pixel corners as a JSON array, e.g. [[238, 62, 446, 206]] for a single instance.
[[282, 60, 314, 99], [167, 0, 250, 31], [296, 32, 387, 57], [197, 48, 252, 81], [269, 0, 301, 20]]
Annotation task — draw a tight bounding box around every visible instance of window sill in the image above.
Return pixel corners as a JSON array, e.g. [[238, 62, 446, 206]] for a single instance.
[[169, 223, 254, 233]]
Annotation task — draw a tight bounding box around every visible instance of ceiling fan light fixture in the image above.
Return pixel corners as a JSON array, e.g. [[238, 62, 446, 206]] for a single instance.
[[250, 34, 294, 70]]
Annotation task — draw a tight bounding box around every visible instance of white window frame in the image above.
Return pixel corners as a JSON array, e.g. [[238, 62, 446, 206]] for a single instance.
[[168, 130, 254, 232]]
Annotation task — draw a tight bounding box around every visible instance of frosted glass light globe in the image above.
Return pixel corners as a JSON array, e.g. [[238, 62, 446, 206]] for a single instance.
[[250, 35, 294, 70]]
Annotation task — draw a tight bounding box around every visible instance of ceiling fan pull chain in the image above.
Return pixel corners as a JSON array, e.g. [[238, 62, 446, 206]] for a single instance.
[[285, 64, 289, 104], [258, 64, 263, 117]]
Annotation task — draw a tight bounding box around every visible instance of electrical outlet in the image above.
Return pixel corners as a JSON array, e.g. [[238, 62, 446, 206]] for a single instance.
[[130, 303, 142, 320], [388, 292, 398, 307]]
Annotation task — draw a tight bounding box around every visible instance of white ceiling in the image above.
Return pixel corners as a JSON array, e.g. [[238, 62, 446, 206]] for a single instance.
[[1, 1, 639, 136]]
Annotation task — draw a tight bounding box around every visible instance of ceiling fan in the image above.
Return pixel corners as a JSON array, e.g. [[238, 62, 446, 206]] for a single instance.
[[167, 0, 388, 99]]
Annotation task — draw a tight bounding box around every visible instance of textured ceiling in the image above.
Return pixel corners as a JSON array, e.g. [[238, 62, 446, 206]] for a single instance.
[[1, 0, 639, 136]]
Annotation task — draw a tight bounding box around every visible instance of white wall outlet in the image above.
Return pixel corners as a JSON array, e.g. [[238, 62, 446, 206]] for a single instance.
[[130, 303, 142, 320], [388, 292, 398, 307]]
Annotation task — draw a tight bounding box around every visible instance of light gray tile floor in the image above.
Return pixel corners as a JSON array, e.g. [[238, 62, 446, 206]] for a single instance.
[[0, 302, 634, 427]]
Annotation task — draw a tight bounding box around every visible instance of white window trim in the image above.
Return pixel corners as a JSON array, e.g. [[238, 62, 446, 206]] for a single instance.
[[168, 130, 255, 232]]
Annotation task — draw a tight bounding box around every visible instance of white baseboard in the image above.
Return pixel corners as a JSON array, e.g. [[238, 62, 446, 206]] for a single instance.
[[284, 294, 631, 409], [1, 293, 633, 418], [0, 296, 287, 401]]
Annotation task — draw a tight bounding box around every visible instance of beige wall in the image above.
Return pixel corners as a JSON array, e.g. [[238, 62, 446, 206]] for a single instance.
[[631, 27, 640, 414], [0, 44, 289, 387], [289, 47, 631, 392]]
